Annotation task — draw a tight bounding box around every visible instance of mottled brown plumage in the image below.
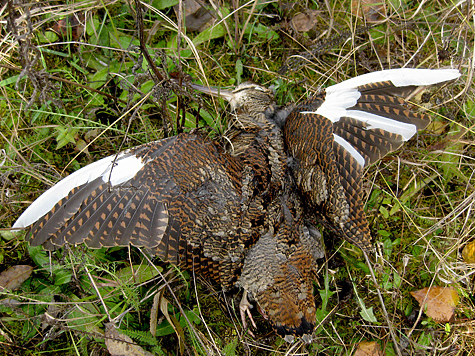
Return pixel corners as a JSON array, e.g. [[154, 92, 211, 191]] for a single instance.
[[31, 134, 256, 288], [283, 80, 435, 250], [22, 82, 323, 341], [14, 69, 459, 342]]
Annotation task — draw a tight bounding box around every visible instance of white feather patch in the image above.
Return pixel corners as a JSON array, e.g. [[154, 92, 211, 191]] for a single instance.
[[303, 69, 460, 124], [314, 88, 361, 122], [300, 68, 458, 150], [327, 68, 460, 92], [13, 152, 145, 229], [333, 134, 365, 167], [345, 110, 417, 141], [101, 154, 146, 186]]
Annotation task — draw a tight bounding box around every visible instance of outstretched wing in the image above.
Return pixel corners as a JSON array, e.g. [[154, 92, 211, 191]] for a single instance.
[[13, 133, 260, 287], [285, 68, 460, 249]]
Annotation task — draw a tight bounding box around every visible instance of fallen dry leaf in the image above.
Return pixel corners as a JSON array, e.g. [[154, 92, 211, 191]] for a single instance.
[[105, 323, 154, 356], [426, 120, 449, 136], [177, 0, 214, 32], [411, 286, 459, 322], [351, 0, 386, 22], [159, 289, 185, 354], [462, 240, 475, 263], [51, 13, 85, 41], [291, 10, 320, 32], [0, 265, 34, 291], [150, 292, 160, 337], [354, 341, 383, 356]]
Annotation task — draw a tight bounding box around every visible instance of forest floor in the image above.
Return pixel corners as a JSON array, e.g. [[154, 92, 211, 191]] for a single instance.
[[0, 0, 474, 355]]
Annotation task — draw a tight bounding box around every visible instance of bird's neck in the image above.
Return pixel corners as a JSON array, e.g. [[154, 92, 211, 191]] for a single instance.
[[266, 103, 296, 129]]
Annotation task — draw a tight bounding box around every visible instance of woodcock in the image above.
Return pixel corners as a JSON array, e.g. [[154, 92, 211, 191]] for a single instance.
[[13, 68, 460, 342]]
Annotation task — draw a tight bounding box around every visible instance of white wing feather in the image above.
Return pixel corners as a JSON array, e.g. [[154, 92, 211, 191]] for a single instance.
[[13, 152, 145, 229], [301, 68, 460, 167]]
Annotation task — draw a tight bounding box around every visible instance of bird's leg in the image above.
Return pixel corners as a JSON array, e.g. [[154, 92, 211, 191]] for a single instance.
[[239, 290, 256, 336]]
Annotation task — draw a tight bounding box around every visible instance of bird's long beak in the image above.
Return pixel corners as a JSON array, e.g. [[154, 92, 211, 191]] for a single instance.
[[189, 83, 234, 102]]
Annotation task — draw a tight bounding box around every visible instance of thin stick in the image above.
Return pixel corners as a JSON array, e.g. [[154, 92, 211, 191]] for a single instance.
[[363, 250, 403, 356]]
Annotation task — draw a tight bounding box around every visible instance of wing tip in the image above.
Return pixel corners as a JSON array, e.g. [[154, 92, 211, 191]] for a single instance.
[[328, 68, 461, 91], [12, 220, 27, 229], [13, 208, 41, 229]]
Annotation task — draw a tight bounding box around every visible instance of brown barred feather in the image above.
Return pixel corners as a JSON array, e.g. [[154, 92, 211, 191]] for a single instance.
[[353, 81, 429, 129], [284, 80, 433, 250], [333, 117, 405, 167], [333, 141, 372, 250], [284, 111, 349, 226]]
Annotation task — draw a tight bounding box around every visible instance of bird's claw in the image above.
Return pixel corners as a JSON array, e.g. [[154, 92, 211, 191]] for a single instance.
[[239, 290, 256, 336]]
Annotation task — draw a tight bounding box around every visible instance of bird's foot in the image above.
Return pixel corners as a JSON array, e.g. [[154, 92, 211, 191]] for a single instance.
[[239, 290, 256, 337]]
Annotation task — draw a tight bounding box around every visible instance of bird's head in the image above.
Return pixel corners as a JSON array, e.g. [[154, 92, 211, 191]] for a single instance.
[[190, 82, 275, 115]]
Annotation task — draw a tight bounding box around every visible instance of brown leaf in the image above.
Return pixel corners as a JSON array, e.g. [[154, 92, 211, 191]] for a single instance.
[[351, 0, 386, 22], [426, 120, 449, 136], [84, 128, 101, 142], [291, 10, 319, 32], [354, 341, 383, 356], [158, 289, 185, 354], [410, 286, 459, 322], [51, 13, 85, 41], [0, 265, 34, 291], [462, 240, 475, 263], [105, 323, 154, 356], [176, 0, 214, 32], [149, 292, 160, 337]]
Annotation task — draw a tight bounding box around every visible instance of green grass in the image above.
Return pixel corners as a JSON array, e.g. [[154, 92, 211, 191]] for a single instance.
[[1, 0, 474, 355]]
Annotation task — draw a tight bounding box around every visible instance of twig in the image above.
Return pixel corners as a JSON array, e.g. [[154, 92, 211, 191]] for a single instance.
[[0, 63, 126, 104], [133, 0, 165, 83], [363, 250, 403, 356]]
